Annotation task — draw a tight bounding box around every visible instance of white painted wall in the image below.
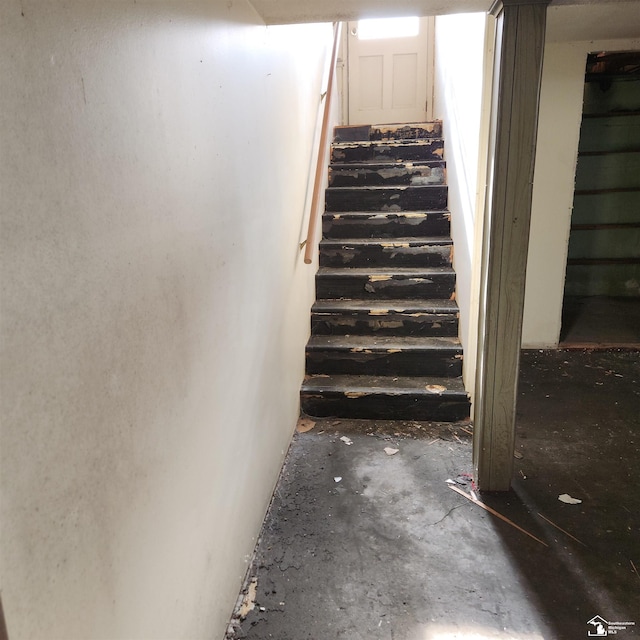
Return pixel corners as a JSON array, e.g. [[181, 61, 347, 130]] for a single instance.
[[433, 12, 488, 399], [522, 28, 640, 346], [0, 2, 332, 638]]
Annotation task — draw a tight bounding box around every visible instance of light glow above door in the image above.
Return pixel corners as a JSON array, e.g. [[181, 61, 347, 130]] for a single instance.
[[357, 16, 420, 40]]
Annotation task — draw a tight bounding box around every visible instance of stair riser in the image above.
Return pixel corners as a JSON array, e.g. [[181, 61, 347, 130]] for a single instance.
[[325, 186, 447, 212], [316, 274, 455, 300], [331, 140, 444, 163], [301, 392, 470, 421], [319, 243, 452, 268], [334, 123, 443, 142], [323, 213, 451, 239], [329, 163, 445, 187], [311, 312, 458, 337], [305, 350, 462, 377]]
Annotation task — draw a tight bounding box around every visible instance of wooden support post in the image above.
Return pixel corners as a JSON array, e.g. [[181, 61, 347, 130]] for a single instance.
[[474, 0, 549, 491]]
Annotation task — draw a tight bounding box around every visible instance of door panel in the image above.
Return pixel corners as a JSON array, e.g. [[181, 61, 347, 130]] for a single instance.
[[348, 17, 433, 125], [392, 53, 418, 108], [359, 56, 383, 109]]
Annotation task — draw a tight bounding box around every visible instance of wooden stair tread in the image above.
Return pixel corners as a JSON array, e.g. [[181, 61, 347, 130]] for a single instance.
[[330, 161, 445, 169], [302, 374, 467, 395], [312, 298, 457, 313], [320, 237, 452, 246], [332, 139, 443, 149], [323, 210, 449, 218], [307, 335, 461, 351], [326, 184, 445, 191], [333, 123, 443, 142], [318, 266, 454, 276]]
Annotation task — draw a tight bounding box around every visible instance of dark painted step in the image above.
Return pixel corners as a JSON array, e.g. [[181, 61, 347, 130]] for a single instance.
[[331, 139, 444, 164], [301, 374, 470, 421], [305, 335, 462, 376], [311, 298, 459, 336], [323, 211, 451, 239], [328, 162, 446, 187], [316, 267, 455, 300], [333, 122, 443, 142], [325, 185, 447, 212], [319, 237, 453, 268]]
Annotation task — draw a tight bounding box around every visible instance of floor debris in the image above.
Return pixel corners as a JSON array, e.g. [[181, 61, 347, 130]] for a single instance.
[[334, 476, 342, 483], [384, 447, 399, 456], [631, 560, 640, 581], [340, 436, 353, 445], [537, 512, 587, 546], [296, 418, 316, 433], [237, 577, 258, 619], [558, 493, 582, 505], [448, 484, 548, 547]]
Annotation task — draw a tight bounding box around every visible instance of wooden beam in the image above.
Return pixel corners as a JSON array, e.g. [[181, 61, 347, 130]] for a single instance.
[[473, 0, 549, 491]]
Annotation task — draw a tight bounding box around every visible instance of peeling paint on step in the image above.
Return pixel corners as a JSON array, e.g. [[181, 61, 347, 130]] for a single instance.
[[377, 168, 407, 179], [333, 214, 341, 219], [411, 176, 442, 185], [387, 349, 402, 354], [344, 391, 369, 398], [380, 242, 411, 248], [369, 309, 390, 315], [369, 275, 393, 282], [331, 318, 358, 327], [374, 321, 403, 329], [425, 384, 447, 394]]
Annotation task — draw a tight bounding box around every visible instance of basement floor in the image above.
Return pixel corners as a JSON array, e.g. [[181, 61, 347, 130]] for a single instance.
[[561, 296, 640, 347], [226, 350, 639, 640]]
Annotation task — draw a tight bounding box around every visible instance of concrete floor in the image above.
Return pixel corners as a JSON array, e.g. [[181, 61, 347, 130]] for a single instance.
[[226, 350, 639, 640]]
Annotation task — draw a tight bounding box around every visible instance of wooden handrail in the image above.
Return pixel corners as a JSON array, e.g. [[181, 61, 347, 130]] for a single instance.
[[304, 21, 342, 265]]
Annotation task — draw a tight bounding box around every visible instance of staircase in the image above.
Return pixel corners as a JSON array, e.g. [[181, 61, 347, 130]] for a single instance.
[[300, 122, 470, 422]]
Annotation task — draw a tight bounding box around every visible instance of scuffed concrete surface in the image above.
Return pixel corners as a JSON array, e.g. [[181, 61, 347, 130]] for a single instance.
[[226, 350, 639, 640], [226, 424, 552, 640]]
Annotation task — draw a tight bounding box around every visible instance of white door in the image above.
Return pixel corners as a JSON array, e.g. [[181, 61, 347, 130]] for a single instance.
[[347, 17, 434, 125]]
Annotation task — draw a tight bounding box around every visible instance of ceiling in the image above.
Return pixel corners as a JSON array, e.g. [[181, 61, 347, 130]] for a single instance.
[[249, 0, 640, 31]]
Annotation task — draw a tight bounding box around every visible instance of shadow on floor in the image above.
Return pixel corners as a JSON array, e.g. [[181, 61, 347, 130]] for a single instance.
[[226, 350, 639, 640], [561, 296, 640, 346]]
